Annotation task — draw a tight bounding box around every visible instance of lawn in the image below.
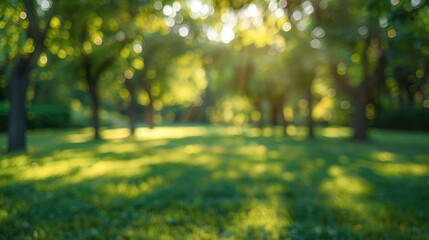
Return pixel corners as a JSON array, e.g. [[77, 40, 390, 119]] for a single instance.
[[1, 125, 428, 239]]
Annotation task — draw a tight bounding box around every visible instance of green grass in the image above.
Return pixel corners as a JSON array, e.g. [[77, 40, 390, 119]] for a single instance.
[[1, 125, 428, 239]]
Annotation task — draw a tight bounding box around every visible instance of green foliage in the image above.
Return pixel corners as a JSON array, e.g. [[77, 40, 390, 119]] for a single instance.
[[374, 109, 429, 131], [0, 102, 70, 132], [1, 126, 428, 239], [27, 104, 71, 130], [0, 102, 8, 132]]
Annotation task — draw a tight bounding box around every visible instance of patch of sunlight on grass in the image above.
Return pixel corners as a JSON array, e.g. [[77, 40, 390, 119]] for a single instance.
[[253, 163, 267, 175], [320, 126, 352, 138], [286, 125, 307, 138], [134, 126, 221, 140], [328, 166, 345, 176], [371, 151, 400, 162], [101, 128, 130, 140], [183, 144, 204, 154], [221, 126, 245, 136], [186, 153, 218, 167], [247, 128, 262, 137], [319, 166, 390, 231], [231, 198, 292, 237], [0, 155, 29, 168], [235, 144, 267, 159], [69, 159, 149, 182], [281, 172, 295, 181], [321, 166, 371, 196], [96, 140, 168, 154], [15, 153, 153, 183], [89, 159, 145, 176], [103, 176, 164, 198], [268, 150, 280, 159], [374, 163, 428, 177], [65, 132, 92, 143], [260, 127, 285, 137], [20, 159, 85, 180], [50, 149, 95, 161]]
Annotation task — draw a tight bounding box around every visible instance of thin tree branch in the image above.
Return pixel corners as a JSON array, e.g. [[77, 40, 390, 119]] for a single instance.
[[93, 56, 116, 80], [23, 0, 43, 48], [40, 1, 58, 42]]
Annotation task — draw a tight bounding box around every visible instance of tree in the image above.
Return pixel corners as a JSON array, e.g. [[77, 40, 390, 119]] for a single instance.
[[5, 0, 56, 152], [302, 0, 385, 140], [310, 0, 429, 139], [61, 0, 138, 139], [135, 31, 193, 128]]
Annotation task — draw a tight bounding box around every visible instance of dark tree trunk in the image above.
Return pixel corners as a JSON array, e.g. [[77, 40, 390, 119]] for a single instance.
[[306, 89, 315, 139], [201, 85, 211, 123], [146, 103, 154, 129], [126, 80, 138, 136], [145, 92, 155, 129], [7, 0, 52, 152], [87, 78, 100, 140], [280, 100, 288, 136], [269, 101, 279, 126], [128, 100, 137, 136], [83, 54, 116, 140], [7, 58, 31, 152], [282, 116, 289, 136], [353, 94, 368, 141]]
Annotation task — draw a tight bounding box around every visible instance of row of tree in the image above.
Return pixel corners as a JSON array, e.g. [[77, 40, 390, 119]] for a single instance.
[[1, 0, 428, 152]]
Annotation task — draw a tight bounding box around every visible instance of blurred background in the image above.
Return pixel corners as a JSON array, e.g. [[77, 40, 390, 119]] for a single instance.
[[1, 0, 428, 151], [1, 1, 429, 238]]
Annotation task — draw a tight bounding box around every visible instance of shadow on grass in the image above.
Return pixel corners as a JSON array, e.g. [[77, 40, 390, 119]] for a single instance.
[[1, 126, 428, 239]]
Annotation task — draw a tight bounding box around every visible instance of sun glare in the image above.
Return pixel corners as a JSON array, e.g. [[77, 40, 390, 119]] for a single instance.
[[221, 26, 235, 44]]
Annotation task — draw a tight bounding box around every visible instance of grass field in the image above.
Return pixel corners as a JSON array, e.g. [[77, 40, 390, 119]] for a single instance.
[[1, 125, 428, 239]]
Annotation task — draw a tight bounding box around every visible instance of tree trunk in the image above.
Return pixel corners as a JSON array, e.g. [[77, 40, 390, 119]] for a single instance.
[[282, 116, 289, 136], [125, 80, 137, 136], [254, 100, 263, 129], [145, 92, 155, 129], [146, 103, 154, 129], [88, 78, 100, 140], [280, 100, 288, 136], [353, 94, 368, 141], [269, 100, 279, 126], [128, 95, 137, 136], [201, 85, 211, 123], [306, 89, 315, 139], [8, 58, 31, 152], [6, 0, 52, 152]]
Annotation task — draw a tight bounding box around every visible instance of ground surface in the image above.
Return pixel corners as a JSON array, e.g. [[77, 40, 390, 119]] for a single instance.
[[1, 126, 428, 239]]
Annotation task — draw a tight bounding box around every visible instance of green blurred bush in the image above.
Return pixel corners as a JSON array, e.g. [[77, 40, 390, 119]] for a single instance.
[[0, 102, 7, 132], [373, 109, 429, 132], [0, 102, 70, 132]]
